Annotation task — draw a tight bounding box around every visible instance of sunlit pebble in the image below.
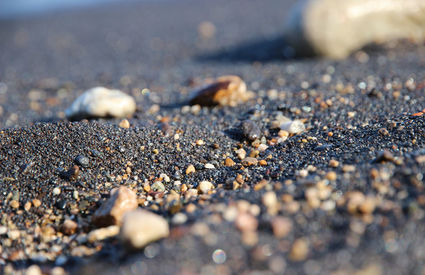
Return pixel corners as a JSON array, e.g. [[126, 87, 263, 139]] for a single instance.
[[53, 187, 61, 196], [198, 21, 216, 40], [205, 163, 215, 169], [212, 249, 226, 264]]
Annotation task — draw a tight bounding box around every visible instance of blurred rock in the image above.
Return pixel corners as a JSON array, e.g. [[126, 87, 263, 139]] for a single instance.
[[285, 0, 425, 58], [65, 87, 136, 120], [120, 209, 169, 249]]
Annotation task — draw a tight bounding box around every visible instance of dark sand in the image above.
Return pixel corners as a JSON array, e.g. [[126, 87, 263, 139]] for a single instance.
[[1, 0, 425, 274]]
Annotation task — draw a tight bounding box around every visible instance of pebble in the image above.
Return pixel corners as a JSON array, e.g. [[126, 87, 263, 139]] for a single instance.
[[74, 155, 89, 168], [284, 0, 425, 58], [189, 75, 253, 107], [52, 187, 61, 196], [119, 119, 130, 129], [65, 87, 136, 120], [88, 225, 120, 243], [242, 157, 258, 166], [240, 120, 261, 141], [186, 164, 196, 175], [61, 219, 78, 235], [198, 181, 214, 194], [236, 148, 247, 160], [151, 181, 166, 192], [24, 265, 42, 275], [224, 158, 235, 167], [235, 212, 258, 232], [290, 238, 309, 261], [280, 120, 305, 134], [120, 209, 169, 249], [271, 217, 292, 238], [204, 163, 215, 169], [92, 187, 138, 227]]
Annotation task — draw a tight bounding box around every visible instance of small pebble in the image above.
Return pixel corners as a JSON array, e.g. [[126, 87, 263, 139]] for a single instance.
[[186, 164, 196, 175], [119, 119, 130, 129], [120, 209, 169, 249], [224, 158, 235, 167], [280, 120, 305, 134], [242, 157, 258, 166], [74, 155, 89, 168], [88, 225, 120, 242], [189, 75, 253, 107], [241, 120, 261, 141], [198, 181, 214, 194]]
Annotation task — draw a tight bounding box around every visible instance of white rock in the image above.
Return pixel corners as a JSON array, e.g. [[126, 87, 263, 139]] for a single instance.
[[120, 209, 169, 249], [280, 120, 305, 134], [198, 181, 214, 194], [65, 87, 136, 120], [87, 225, 120, 243], [285, 0, 425, 59]]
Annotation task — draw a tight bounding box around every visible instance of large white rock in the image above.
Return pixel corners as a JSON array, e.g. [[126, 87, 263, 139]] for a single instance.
[[120, 209, 169, 249], [65, 87, 136, 120], [285, 0, 425, 59]]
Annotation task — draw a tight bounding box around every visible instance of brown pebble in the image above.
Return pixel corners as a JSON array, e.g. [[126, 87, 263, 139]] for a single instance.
[[189, 75, 253, 107], [259, 159, 267, 166], [224, 157, 236, 167]]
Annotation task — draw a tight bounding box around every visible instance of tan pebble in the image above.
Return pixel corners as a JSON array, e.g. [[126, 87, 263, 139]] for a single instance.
[[198, 181, 214, 194], [92, 187, 138, 227], [120, 209, 169, 249], [224, 158, 235, 167], [119, 119, 130, 129], [195, 139, 205, 145], [204, 163, 215, 169], [186, 164, 196, 175], [359, 197, 376, 214], [10, 200, 19, 209], [236, 148, 247, 160], [88, 225, 120, 242], [32, 199, 41, 208], [242, 157, 258, 166], [329, 159, 339, 167], [290, 238, 309, 261], [342, 165, 356, 173], [271, 217, 292, 238], [23, 201, 31, 211], [61, 219, 78, 235], [24, 265, 42, 275], [235, 212, 258, 232], [189, 75, 253, 107], [325, 171, 337, 181], [241, 231, 258, 246], [8, 230, 20, 240], [262, 191, 278, 209]]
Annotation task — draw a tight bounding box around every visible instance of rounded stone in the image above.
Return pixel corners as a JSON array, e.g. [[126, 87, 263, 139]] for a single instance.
[[65, 87, 136, 120]]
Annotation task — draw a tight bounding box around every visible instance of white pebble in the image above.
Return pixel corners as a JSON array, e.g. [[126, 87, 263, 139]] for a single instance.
[[65, 87, 136, 120]]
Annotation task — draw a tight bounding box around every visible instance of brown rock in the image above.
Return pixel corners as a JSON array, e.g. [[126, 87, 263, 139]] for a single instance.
[[120, 209, 169, 249], [185, 164, 196, 175], [189, 75, 253, 107], [224, 157, 236, 167], [92, 187, 138, 227]]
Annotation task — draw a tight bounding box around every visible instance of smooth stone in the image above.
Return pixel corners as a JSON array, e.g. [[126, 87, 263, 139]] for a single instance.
[[65, 87, 136, 120], [284, 0, 425, 58], [120, 209, 169, 249]]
